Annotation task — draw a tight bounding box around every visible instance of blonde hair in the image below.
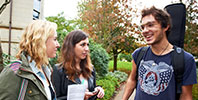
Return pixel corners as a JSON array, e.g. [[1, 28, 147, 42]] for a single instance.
[[16, 20, 57, 68]]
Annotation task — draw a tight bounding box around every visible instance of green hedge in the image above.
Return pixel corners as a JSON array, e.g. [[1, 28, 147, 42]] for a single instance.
[[118, 53, 132, 62], [193, 83, 198, 100], [96, 71, 128, 100], [89, 39, 109, 77], [106, 71, 128, 83], [192, 71, 198, 100], [96, 75, 119, 100]]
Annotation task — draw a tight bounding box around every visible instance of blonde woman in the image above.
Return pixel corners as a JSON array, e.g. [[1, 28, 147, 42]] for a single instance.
[[0, 20, 60, 100]]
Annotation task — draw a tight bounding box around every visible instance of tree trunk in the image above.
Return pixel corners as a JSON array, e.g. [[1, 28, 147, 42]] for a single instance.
[[113, 53, 118, 72], [0, 40, 3, 72]]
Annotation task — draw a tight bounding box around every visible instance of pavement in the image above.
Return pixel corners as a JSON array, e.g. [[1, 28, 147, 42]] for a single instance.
[[113, 83, 135, 100]]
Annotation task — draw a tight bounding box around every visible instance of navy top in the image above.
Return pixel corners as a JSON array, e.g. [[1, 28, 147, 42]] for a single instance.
[[132, 47, 197, 100]]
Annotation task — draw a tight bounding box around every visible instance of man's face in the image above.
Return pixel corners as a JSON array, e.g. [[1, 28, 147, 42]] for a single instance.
[[141, 15, 167, 45]]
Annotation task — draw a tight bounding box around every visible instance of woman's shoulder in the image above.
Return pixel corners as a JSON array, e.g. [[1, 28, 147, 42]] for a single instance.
[[1, 60, 22, 75], [52, 63, 67, 77], [0, 61, 22, 87]]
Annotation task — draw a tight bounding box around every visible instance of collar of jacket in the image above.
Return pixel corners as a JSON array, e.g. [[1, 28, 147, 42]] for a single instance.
[[15, 52, 49, 98], [59, 65, 95, 90]]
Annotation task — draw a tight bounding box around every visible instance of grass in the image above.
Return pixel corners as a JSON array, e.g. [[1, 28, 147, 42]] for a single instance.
[[192, 69, 198, 100], [108, 60, 132, 75]]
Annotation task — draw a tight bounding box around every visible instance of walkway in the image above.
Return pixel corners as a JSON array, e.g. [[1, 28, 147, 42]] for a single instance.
[[113, 83, 135, 100]]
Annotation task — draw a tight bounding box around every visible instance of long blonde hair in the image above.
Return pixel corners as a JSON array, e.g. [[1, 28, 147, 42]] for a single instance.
[[16, 20, 57, 68]]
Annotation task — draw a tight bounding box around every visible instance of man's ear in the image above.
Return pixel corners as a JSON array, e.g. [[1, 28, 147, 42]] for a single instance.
[[164, 25, 170, 31]]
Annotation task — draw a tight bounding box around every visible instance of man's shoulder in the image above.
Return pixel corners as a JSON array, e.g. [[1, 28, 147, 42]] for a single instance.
[[133, 46, 149, 55], [182, 50, 195, 61]]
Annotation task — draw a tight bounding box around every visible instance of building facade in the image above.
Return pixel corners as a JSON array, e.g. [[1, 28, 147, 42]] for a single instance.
[[0, 0, 44, 56]]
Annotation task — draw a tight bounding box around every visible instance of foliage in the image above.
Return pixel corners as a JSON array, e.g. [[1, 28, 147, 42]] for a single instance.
[[193, 82, 198, 100], [46, 12, 80, 66], [78, 0, 141, 71], [96, 75, 119, 100], [192, 72, 198, 100], [2, 53, 15, 66], [106, 70, 128, 83], [46, 12, 79, 48], [179, 0, 198, 56], [96, 71, 128, 100], [195, 56, 198, 68], [108, 60, 132, 71], [89, 39, 109, 77], [118, 53, 132, 62]]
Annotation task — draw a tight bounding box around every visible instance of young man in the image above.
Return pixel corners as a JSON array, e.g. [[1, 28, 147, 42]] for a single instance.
[[122, 6, 197, 100]]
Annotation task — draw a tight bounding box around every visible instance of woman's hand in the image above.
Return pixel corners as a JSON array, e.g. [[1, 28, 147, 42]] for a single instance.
[[84, 89, 98, 100], [94, 86, 105, 99], [84, 87, 104, 100]]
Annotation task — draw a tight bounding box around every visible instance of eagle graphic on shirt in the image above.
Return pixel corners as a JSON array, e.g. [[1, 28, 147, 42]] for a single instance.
[[138, 60, 174, 96]]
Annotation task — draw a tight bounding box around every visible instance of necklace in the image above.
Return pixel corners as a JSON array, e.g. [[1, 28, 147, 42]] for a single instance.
[[152, 43, 169, 66], [159, 43, 169, 55]]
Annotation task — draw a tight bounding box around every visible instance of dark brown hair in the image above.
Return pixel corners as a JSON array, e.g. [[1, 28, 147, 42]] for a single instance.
[[141, 6, 172, 37], [60, 30, 92, 81]]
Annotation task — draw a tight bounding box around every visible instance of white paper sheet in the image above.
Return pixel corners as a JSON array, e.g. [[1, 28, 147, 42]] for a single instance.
[[67, 84, 86, 100]]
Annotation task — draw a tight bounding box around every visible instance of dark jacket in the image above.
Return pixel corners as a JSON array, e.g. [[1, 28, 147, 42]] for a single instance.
[[52, 64, 97, 100], [0, 52, 54, 100]]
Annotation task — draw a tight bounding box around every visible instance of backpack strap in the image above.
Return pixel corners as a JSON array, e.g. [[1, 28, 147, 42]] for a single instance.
[[18, 79, 28, 100], [135, 47, 149, 84], [172, 45, 184, 100], [9, 60, 28, 100], [9, 60, 22, 73]]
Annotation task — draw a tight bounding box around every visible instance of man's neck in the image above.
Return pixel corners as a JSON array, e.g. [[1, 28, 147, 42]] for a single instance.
[[150, 40, 173, 55]]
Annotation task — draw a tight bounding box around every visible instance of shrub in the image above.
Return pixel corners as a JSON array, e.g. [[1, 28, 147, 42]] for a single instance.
[[89, 39, 109, 77], [192, 71, 198, 100], [118, 53, 132, 62], [194, 56, 198, 68], [193, 83, 198, 100], [96, 71, 128, 100], [106, 71, 128, 83], [2, 53, 15, 66], [96, 75, 119, 100]]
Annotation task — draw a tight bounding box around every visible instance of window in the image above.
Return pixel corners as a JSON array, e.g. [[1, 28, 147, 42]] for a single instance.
[[33, 0, 41, 20]]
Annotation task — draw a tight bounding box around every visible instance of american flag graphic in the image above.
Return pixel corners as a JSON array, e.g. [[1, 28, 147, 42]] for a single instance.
[[138, 60, 173, 96]]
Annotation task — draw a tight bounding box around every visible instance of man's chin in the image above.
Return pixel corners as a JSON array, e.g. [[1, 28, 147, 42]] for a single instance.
[[146, 41, 153, 45]]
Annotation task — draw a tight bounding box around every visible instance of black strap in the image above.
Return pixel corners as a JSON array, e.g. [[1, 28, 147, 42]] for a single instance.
[[135, 47, 149, 83], [171, 45, 184, 100]]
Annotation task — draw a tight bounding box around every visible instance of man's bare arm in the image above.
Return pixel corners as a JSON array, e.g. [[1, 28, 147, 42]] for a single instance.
[[122, 60, 137, 100], [179, 85, 193, 100]]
